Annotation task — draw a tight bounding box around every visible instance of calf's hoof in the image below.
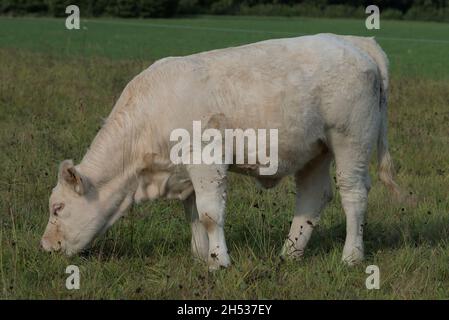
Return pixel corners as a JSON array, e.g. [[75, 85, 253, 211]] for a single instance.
[[208, 252, 231, 271], [280, 241, 304, 260], [342, 246, 364, 266]]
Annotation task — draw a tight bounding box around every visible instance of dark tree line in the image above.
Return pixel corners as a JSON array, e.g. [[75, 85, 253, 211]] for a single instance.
[[1, 0, 448, 21]]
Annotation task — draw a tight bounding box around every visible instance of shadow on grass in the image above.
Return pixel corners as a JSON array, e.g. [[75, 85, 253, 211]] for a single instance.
[[78, 208, 449, 263], [307, 214, 449, 259]]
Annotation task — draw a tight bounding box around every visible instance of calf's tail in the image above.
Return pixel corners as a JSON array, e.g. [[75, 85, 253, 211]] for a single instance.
[[377, 83, 402, 201], [369, 40, 404, 202]]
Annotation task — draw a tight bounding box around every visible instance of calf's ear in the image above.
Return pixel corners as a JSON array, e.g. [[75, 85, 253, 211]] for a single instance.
[[58, 159, 89, 195]]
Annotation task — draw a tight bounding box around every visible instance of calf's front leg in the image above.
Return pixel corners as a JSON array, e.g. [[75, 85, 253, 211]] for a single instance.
[[183, 193, 209, 262], [187, 164, 230, 270]]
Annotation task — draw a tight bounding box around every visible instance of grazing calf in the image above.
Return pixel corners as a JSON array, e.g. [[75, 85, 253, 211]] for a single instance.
[[41, 33, 401, 270]]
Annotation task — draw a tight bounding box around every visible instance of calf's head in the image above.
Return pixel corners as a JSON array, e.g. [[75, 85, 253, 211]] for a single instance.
[[41, 160, 133, 255], [41, 153, 193, 256]]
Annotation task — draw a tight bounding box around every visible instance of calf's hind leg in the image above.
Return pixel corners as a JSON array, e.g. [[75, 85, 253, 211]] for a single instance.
[[331, 132, 372, 265], [281, 152, 333, 259]]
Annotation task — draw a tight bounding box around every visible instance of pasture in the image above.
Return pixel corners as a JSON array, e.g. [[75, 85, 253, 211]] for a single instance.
[[0, 15, 448, 299]]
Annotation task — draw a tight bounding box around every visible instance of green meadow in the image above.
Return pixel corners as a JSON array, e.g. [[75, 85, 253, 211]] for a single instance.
[[0, 16, 448, 299]]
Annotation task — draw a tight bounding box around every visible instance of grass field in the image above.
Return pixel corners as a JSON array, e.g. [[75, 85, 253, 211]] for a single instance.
[[0, 15, 448, 299]]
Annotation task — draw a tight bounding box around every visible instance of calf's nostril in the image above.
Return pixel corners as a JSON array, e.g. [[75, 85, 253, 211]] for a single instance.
[[41, 237, 63, 252], [41, 238, 51, 251]]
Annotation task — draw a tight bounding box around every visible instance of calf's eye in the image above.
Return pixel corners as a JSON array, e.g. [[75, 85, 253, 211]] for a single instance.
[[52, 203, 65, 216]]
